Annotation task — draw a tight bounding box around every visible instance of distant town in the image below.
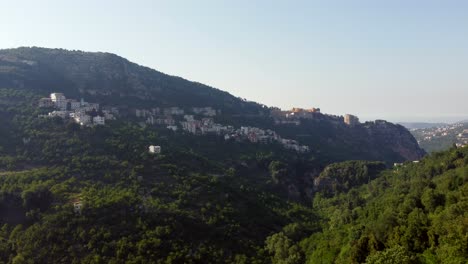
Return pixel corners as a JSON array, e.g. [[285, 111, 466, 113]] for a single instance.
[[413, 122, 468, 149]]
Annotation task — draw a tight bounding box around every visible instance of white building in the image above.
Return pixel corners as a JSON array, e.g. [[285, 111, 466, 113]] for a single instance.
[[344, 114, 360, 126], [69, 100, 81, 110], [73, 202, 82, 215], [72, 113, 91, 126], [184, 115, 195, 121], [167, 125, 178, 131], [149, 145, 161, 154], [48, 111, 68, 118], [50, 93, 67, 110], [93, 116, 105, 125]]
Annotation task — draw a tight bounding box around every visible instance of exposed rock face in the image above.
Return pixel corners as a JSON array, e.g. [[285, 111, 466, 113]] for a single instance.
[[365, 120, 426, 161]]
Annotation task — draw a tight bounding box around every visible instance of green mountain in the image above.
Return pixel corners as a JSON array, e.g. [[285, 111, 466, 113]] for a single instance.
[[299, 146, 468, 263], [0, 47, 447, 263], [0, 47, 425, 164]]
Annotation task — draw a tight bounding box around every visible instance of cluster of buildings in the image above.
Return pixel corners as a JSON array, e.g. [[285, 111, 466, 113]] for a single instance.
[[38, 93, 117, 126], [134, 106, 311, 153], [135, 106, 219, 127], [225, 126, 310, 153], [270, 107, 360, 126], [270, 107, 321, 125], [456, 129, 468, 148], [180, 115, 233, 135], [415, 123, 468, 148]]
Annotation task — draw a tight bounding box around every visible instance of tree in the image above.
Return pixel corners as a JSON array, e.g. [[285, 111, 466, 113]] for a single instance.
[[265, 232, 304, 264]]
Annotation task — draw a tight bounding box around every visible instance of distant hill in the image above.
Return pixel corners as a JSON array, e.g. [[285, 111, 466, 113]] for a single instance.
[[0, 47, 425, 163], [398, 122, 447, 130]]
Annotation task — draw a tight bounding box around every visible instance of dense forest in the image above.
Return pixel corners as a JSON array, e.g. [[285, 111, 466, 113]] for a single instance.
[[0, 48, 465, 263], [0, 87, 466, 263]]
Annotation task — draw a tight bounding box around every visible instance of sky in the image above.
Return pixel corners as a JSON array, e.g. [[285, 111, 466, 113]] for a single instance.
[[1, 0, 467, 123]]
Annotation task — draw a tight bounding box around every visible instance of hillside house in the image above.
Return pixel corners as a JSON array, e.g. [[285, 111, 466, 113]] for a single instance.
[[48, 111, 68, 118], [73, 201, 83, 215], [93, 116, 105, 125], [50, 93, 67, 110], [149, 145, 161, 154]]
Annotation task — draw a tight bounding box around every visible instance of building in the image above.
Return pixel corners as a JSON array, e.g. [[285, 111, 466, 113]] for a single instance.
[[73, 202, 82, 215], [72, 113, 91, 126], [50, 93, 67, 110], [167, 125, 178, 131], [48, 111, 68, 118], [344, 114, 360, 126], [69, 100, 81, 110], [149, 145, 161, 154], [93, 116, 105, 125]]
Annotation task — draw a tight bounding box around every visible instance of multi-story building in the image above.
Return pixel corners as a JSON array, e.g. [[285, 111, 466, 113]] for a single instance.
[[50, 93, 67, 110], [93, 116, 105, 125], [48, 111, 69, 118], [344, 114, 360, 126]]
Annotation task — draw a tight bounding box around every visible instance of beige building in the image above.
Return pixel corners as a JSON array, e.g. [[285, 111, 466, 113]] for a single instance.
[[344, 114, 360, 125]]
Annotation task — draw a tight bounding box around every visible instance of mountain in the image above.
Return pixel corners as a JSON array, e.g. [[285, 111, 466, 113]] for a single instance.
[[0, 47, 463, 263], [0, 47, 425, 164], [0, 47, 264, 114]]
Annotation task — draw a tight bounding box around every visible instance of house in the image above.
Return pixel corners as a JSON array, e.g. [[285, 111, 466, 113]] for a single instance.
[[93, 116, 105, 125], [149, 145, 161, 154], [50, 93, 67, 110], [184, 115, 195, 121], [72, 113, 91, 125], [48, 111, 69, 118], [73, 202, 83, 215], [167, 125, 178, 131], [69, 100, 81, 110]]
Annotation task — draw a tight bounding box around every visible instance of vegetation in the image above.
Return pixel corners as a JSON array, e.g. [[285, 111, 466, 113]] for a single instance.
[[298, 146, 468, 263], [0, 48, 465, 263]]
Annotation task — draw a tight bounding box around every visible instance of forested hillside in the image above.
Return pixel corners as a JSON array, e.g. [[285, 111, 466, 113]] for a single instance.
[[298, 146, 468, 264], [0, 47, 425, 163], [0, 88, 319, 263], [0, 88, 466, 263], [0, 47, 461, 264]]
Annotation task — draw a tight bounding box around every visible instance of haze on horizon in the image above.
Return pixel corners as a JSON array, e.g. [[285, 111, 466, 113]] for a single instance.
[[1, 0, 467, 123]]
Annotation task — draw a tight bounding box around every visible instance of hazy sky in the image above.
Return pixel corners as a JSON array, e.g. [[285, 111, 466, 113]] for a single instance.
[[1, 0, 467, 122]]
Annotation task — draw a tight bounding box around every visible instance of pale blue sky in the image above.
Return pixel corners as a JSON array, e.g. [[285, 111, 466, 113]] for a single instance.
[[1, 0, 467, 122]]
